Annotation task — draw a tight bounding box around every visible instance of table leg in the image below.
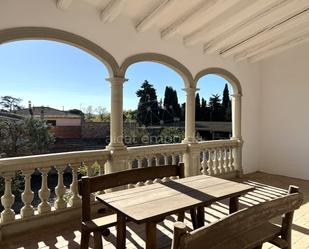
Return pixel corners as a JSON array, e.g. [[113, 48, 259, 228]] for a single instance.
[[146, 222, 157, 249], [229, 196, 239, 214], [197, 206, 205, 228], [117, 213, 126, 249], [190, 208, 198, 229]]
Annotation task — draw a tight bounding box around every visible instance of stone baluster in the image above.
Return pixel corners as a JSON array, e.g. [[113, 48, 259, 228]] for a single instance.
[[179, 153, 184, 163], [224, 148, 228, 173], [224, 148, 229, 173], [162, 154, 170, 182], [213, 149, 219, 175], [21, 170, 35, 218], [1, 172, 15, 223], [154, 156, 162, 182], [147, 157, 152, 167], [128, 160, 133, 170], [136, 158, 145, 186], [69, 163, 82, 207], [55, 165, 67, 210], [229, 147, 234, 171], [164, 154, 169, 165], [217, 148, 224, 174], [171, 154, 177, 165], [145, 157, 153, 183], [127, 160, 135, 188], [98, 160, 105, 176], [38, 167, 51, 214], [207, 149, 214, 175], [155, 156, 160, 166], [201, 150, 208, 175], [137, 158, 143, 168]]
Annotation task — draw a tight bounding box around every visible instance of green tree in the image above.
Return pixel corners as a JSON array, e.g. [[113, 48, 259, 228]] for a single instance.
[[162, 86, 181, 123], [123, 125, 149, 145], [180, 103, 186, 121], [123, 110, 137, 122], [23, 118, 55, 155], [195, 93, 201, 121], [209, 94, 223, 121], [201, 98, 207, 121], [0, 118, 55, 157], [209, 94, 221, 109], [136, 80, 160, 126], [222, 84, 230, 109], [69, 109, 84, 116], [222, 84, 232, 121], [0, 96, 22, 112], [159, 127, 185, 144]]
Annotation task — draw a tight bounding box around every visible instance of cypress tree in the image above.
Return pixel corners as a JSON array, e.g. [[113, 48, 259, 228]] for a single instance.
[[195, 93, 201, 121], [222, 84, 230, 109], [222, 84, 231, 121], [201, 98, 207, 121]]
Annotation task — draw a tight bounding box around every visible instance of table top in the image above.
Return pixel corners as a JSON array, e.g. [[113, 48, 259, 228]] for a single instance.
[[96, 175, 254, 223]]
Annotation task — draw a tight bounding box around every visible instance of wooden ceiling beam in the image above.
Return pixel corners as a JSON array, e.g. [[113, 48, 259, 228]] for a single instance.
[[206, 0, 309, 54], [136, 0, 176, 32], [221, 7, 309, 57], [160, 0, 219, 39], [235, 22, 309, 61], [100, 0, 127, 23], [184, 0, 281, 46], [56, 0, 73, 10], [248, 32, 309, 62]]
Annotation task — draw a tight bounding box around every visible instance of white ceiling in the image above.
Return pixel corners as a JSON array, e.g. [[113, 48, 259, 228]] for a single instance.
[[57, 0, 309, 62]]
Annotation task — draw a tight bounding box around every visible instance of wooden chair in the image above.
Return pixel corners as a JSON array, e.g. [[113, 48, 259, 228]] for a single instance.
[[171, 185, 303, 249], [80, 163, 185, 249]]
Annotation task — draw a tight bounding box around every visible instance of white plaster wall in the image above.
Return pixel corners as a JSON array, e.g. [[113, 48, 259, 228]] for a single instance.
[[0, 0, 261, 174], [260, 43, 309, 180]]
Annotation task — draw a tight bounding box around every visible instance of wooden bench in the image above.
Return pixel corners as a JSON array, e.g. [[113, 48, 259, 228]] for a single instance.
[[79, 163, 185, 249], [171, 185, 303, 249]]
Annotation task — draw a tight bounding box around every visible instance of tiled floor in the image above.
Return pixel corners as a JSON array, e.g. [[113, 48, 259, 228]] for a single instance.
[[1, 172, 309, 249]]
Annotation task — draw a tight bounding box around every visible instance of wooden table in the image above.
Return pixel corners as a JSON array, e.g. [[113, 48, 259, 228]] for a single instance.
[[96, 175, 254, 249]]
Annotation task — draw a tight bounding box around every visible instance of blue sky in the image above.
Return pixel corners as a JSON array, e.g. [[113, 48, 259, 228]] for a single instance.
[[0, 40, 231, 112]]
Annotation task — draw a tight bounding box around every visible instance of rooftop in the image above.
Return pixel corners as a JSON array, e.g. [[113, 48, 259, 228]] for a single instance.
[[15, 106, 82, 119]]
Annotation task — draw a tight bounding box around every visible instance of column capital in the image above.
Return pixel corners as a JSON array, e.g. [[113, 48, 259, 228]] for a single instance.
[[182, 87, 199, 94], [106, 77, 128, 84], [230, 92, 242, 99]]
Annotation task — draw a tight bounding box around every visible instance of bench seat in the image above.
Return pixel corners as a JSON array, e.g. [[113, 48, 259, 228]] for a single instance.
[[82, 213, 117, 232], [214, 222, 282, 249]]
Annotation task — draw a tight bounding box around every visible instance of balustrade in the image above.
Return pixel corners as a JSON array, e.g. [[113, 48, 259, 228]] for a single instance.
[[0, 140, 241, 230]]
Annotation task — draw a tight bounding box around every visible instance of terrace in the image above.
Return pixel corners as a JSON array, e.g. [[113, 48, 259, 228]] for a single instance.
[[0, 0, 309, 248]]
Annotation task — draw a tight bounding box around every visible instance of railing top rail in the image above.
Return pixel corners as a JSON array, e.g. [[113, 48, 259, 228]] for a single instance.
[[127, 143, 188, 157], [0, 149, 110, 172], [196, 139, 239, 148]]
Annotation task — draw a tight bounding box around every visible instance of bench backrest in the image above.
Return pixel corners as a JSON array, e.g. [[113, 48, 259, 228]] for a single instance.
[[80, 163, 185, 221], [173, 186, 303, 249]]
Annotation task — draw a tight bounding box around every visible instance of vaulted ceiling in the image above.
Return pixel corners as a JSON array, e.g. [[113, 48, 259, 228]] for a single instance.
[[57, 0, 309, 63]]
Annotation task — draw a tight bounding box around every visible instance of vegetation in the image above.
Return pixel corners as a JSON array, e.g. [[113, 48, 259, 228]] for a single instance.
[[0, 96, 22, 112], [135, 81, 232, 126], [136, 80, 161, 126], [0, 116, 55, 212], [0, 118, 55, 157]]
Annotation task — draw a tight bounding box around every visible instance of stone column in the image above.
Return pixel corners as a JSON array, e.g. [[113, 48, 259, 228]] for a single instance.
[[106, 77, 128, 150], [231, 93, 242, 139], [182, 87, 200, 177], [105, 77, 129, 183], [231, 93, 243, 176], [182, 87, 197, 143]]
